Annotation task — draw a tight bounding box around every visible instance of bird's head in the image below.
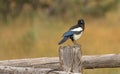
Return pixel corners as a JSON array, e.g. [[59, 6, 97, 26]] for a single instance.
[[78, 19, 84, 25], [78, 19, 85, 29]]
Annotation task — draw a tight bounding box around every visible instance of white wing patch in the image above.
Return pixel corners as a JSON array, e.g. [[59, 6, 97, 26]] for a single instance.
[[71, 27, 83, 31]]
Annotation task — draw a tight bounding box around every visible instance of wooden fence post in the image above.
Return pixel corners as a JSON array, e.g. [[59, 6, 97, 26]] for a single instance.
[[59, 45, 82, 74]]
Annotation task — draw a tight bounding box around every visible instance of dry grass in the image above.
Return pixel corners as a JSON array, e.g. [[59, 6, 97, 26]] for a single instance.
[[0, 6, 120, 74], [0, 9, 120, 59]]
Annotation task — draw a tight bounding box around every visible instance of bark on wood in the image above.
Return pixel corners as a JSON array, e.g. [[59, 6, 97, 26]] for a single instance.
[[0, 66, 67, 74], [82, 54, 120, 69], [0, 57, 59, 69], [0, 54, 120, 74], [59, 45, 82, 74], [0, 54, 120, 69]]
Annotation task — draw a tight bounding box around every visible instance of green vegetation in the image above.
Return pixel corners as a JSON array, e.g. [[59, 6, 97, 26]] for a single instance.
[[0, 0, 119, 22]]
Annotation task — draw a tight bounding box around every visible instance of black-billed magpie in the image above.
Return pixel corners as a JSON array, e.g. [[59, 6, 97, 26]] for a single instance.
[[58, 19, 85, 45]]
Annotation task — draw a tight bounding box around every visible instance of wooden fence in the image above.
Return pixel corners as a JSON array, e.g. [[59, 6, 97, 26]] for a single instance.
[[0, 45, 120, 74]]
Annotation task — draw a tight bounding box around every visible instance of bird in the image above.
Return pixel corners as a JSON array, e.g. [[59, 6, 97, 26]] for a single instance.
[[58, 19, 85, 45]]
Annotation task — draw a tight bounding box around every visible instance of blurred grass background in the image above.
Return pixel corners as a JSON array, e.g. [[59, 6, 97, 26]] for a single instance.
[[0, 0, 120, 73]]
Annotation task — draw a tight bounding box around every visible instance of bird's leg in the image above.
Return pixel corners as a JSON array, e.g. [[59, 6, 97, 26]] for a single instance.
[[70, 36, 79, 45], [73, 40, 79, 45]]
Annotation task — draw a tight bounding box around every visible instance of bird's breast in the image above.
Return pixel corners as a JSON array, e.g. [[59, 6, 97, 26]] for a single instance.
[[73, 32, 83, 40]]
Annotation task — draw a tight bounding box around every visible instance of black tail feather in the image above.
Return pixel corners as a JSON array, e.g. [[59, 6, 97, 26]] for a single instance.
[[58, 37, 68, 45]]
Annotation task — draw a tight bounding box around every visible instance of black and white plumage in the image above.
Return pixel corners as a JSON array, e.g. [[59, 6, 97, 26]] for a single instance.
[[58, 19, 85, 45]]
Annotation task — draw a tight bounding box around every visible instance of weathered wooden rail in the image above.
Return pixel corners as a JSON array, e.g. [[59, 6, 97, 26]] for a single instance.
[[0, 45, 120, 74]]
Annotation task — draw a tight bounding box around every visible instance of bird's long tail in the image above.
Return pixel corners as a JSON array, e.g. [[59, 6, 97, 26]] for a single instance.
[[58, 37, 68, 45]]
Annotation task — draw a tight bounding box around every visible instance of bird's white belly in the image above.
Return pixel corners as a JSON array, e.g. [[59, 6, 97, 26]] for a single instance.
[[73, 32, 83, 40]]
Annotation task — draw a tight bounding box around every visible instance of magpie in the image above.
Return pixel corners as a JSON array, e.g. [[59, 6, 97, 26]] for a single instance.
[[58, 19, 85, 45]]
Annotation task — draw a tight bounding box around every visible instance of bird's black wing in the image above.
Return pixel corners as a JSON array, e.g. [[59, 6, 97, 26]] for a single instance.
[[69, 24, 79, 30]]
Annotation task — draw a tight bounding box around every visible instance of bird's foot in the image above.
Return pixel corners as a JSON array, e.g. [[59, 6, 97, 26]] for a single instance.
[[75, 43, 80, 47], [73, 41, 79, 45], [73, 41, 81, 47]]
